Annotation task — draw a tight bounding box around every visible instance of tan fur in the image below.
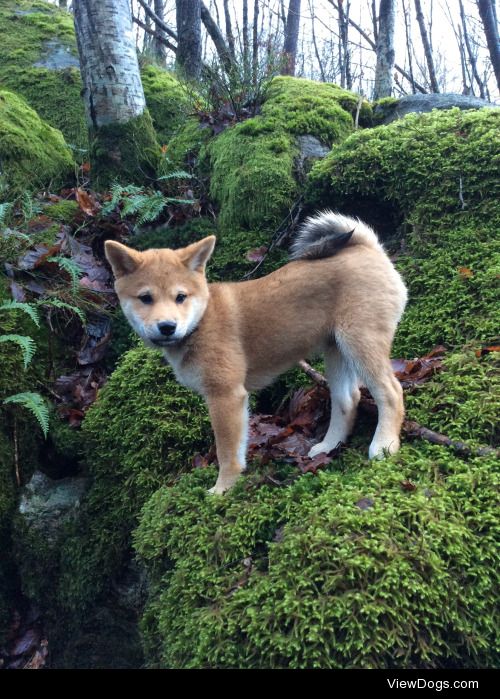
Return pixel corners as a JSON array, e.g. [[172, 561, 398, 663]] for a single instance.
[[105, 213, 407, 494]]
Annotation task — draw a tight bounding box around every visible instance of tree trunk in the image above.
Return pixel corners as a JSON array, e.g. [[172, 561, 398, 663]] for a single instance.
[[414, 0, 439, 92], [282, 0, 301, 75], [243, 0, 250, 80], [373, 0, 396, 99], [338, 0, 352, 89], [459, 0, 486, 98], [200, 2, 233, 73], [59, 0, 68, 8], [252, 0, 259, 85], [223, 0, 236, 60], [153, 0, 167, 64], [477, 0, 500, 92], [73, 0, 160, 187], [176, 0, 202, 80]]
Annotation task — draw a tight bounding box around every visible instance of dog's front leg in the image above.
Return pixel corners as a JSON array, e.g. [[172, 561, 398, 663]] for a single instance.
[[206, 386, 249, 495]]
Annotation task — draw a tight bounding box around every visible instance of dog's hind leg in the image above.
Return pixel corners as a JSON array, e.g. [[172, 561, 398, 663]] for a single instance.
[[308, 347, 360, 458], [335, 332, 404, 459]]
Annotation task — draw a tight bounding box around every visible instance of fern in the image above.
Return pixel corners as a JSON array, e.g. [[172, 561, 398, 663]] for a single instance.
[[3, 392, 49, 438], [102, 182, 196, 225], [47, 256, 83, 293], [0, 301, 40, 327], [0, 334, 36, 368], [0, 201, 11, 227], [21, 192, 43, 223], [41, 298, 86, 325], [157, 170, 194, 181]]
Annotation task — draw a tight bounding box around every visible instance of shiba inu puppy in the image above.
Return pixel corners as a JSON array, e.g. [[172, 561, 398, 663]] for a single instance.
[[105, 212, 407, 494]]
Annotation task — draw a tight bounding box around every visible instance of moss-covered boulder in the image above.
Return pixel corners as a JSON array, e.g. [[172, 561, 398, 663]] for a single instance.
[[207, 76, 370, 232], [0, 1, 194, 157], [307, 107, 500, 355], [0, 89, 74, 196], [134, 445, 498, 668], [53, 346, 211, 617]]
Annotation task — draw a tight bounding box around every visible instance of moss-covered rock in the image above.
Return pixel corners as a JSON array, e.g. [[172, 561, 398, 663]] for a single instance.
[[208, 76, 366, 232], [141, 65, 191, 147], [55, 346, 211, 617], [0, 89, 74, 196], [89, 109, 161, 189], [134, 444, 499, 668], [0, 2, 196, 158], [306, 107, 500, 355]]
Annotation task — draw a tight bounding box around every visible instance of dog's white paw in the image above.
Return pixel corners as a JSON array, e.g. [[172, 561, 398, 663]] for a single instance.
[[368, 437, 400, 460], [308, 441, 338, 458], [207, 472, 241, 495]]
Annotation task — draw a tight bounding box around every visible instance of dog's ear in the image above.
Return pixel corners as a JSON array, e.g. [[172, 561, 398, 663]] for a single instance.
[[180, 236, 216, 273], [105, 241, 142, 277]]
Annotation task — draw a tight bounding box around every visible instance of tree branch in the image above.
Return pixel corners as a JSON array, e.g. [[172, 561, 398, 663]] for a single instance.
[[200, 1, 234, 73], [137, 0, 178, 41], [133, 16, 177, 54]]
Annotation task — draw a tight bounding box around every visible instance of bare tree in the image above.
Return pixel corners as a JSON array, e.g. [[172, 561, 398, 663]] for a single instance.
[[73, 0, 159, 185], [402, 0, 416, 93], [153, 0, 167, 64], [373, 0, 396, 99], [309, 0, 326, 81], [252, 0, 259, 85], [459, 0, 486, 97], [223, 0, 236, 60], [414, 0, 439, 92], [200, 2, 234, 72], [477, 0, 500, 92], [59, 0, 68, 8], [243, 0, 250, 79], [338, 0, 352, 89], [282, 0, 302, 75], [176, 0, 202, 79]]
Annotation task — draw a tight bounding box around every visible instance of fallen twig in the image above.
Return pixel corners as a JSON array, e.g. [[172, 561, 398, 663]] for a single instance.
[[298, 360, 498, 459]]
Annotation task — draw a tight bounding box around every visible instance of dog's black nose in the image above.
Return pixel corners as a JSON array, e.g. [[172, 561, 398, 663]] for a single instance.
[[157, 321, 177, 337]]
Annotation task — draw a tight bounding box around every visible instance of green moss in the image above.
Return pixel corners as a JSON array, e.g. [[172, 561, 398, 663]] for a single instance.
[[164, 118, 212, 170], [0, 3, 195, 157], [208, 75, 367, 233], [307, 108, 500, 354], [134, 444, 499, 668], [0, 89, 74, 196], [141, 65, 190, 146], [406, 350, 499, 447], [89, 109, 161, 189], [43, 199, 79, 223], [0, 428, 16, 644], [0, 1, 86, 152], [57, 345, 211, 614]]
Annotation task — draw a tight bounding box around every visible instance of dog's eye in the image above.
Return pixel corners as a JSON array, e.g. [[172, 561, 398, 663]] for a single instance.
[[138, 293, 153, 305], [176, 293, 187, 304]]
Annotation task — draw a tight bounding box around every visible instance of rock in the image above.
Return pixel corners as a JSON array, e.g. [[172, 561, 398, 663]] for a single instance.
[[34, 40, 80, 70], [375, 93, 496, 124], [297, 135, 330, 160], [19, 471, 88, 542]]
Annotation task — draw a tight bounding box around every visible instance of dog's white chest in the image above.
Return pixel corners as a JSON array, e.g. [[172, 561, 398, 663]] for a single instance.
[[162, 349, 204, 394]]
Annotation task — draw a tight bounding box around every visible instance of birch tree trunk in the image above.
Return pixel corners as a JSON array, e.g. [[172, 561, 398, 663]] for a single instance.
[[282, 0, 301, 75], [477, 0, 500, 92], [73, 0, 160, 187], [373, 0, 396, 99], [176, 0, 202, 80], [414, 0, 439, 92]]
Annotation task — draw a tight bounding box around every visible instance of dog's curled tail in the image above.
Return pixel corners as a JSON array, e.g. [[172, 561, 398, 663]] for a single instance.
[[290, 211, 382, 261]]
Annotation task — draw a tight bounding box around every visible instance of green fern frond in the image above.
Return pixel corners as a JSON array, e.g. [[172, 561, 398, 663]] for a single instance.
[[0, 334, 36, 368], [3, 392, 49, 438], [47, 256, 83, 293], [0, 201, 11, 227], [21, 192, 42, 223], [0, 301, 40, 327], [41, 298, 86, 325], [163, 197, 196, 205], [157, 170, 194, 181]]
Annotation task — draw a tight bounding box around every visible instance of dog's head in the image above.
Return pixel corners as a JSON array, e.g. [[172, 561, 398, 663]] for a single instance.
[[105, 236, 216, 348]]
